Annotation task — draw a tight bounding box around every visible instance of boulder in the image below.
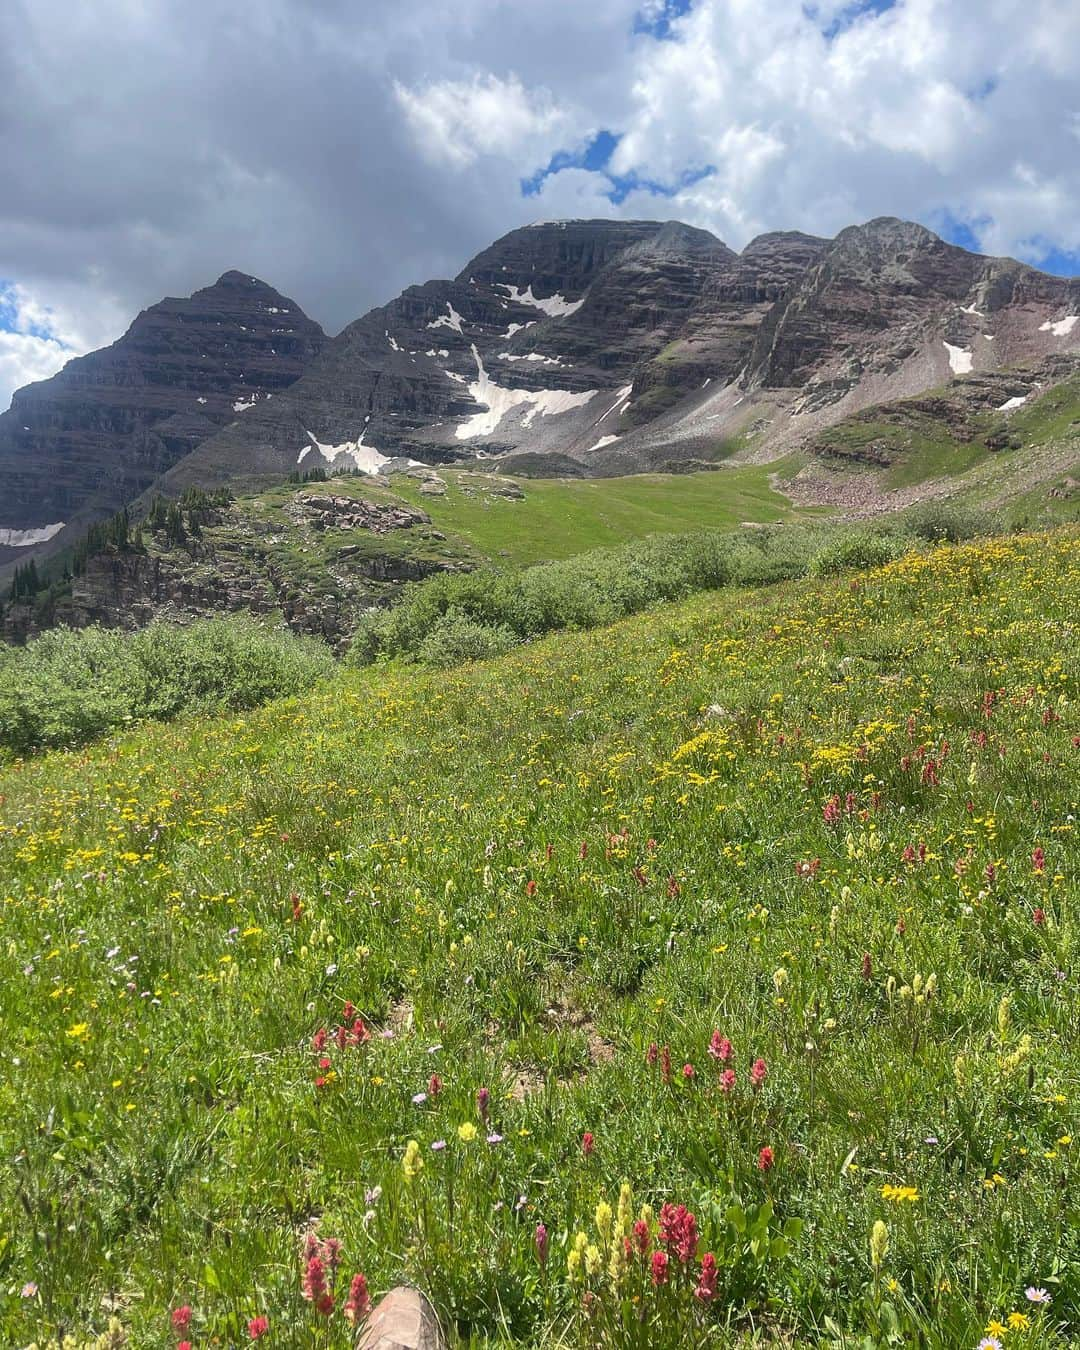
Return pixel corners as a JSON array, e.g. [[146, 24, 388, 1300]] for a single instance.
[[356, 1287, 446, 1350]]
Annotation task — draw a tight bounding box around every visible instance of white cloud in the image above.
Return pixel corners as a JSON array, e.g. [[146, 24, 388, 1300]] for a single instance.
[[0, 282, 80, 412], [0, 329, 73, 412], [0, 279, 129, 412], [393, 72, 566, 168]]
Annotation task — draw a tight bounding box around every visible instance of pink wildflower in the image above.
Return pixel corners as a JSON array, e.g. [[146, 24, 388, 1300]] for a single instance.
[[650, 1251, 670, 1286], [534, 1223, 549, 1266], [302, 1255, 328, 1306], [695, 1252, 719, 1302], [708, 1031, 733, 1063], [247, 1315, 269, 1339], [343, 1273, 371, 1325], [750, 1057, 768, 1089], [659, 1203, 698, 1262]]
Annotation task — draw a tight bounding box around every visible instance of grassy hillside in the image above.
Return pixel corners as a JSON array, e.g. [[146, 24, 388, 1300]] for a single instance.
[[1, 529, 1077, 1347], [803, 362, 1080, 524], [255, 463, 795, 569]]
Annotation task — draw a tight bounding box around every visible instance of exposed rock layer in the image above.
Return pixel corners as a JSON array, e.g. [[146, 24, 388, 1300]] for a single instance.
[[0, 271, 325, 567]]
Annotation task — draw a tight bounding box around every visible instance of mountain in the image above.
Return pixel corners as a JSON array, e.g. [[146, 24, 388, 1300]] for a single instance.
[[159, 215, 1078, 489], [1, 215, 1078, 600], [0, 271, 326, 567]]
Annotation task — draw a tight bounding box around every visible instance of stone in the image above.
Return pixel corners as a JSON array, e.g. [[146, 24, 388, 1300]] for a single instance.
[[356, 1287, 446, 1350]]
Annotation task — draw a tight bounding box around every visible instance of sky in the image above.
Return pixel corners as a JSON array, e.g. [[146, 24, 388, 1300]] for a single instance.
[[2, 0, 1080, 411]]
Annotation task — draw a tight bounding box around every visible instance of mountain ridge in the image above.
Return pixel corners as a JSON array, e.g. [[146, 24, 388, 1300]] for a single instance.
[[1, 215, 1077, 584]]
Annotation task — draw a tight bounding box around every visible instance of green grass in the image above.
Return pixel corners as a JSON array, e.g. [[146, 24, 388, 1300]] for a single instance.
[[387, 467, 792, 567], [1, 528, 1077, 1347], [810, 414, 996, 489], [809, 366, 1080, 501]]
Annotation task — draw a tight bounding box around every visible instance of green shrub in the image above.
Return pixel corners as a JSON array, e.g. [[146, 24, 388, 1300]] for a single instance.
[[347, 527, 812, 668], [346, 515, 1008, 671], [0, 617, 334, 755], [808, 530, 899, 578], [417, 611, 518, 667], [902, 500, 998, 543]]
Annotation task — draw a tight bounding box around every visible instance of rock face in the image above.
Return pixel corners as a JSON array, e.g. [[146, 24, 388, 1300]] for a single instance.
[[159, 219, 792, 487], [287, 495, 430, 535], [0, 271, 326, 569], [164, 216, 1080, 489], [0, 489, 464, 650]]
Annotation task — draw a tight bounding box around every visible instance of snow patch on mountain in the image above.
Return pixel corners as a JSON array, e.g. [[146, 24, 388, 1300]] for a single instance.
[[1040, 315, 1078, 337], [298, 426, 415, 475], [595, 385, 634, 424], [495, 284, 586, 318], [944, 342, 973, 374], [0, 522, 66, 547], [427, 303, 465, 334], [454, 346, 596, 439]]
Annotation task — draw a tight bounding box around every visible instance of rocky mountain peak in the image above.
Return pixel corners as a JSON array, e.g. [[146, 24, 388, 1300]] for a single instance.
[[3, 215, 1079, 575], [620, 220, 734, 262], [457, 219, 668, 294], [212, 269, 280, 289], [0, 273, 326, 567]]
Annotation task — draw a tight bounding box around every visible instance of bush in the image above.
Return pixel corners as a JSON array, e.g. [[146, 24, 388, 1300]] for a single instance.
[[417, 611, 518, 667], [346, 515, 1006, 671], [347, 527, 818, 668], [0, 617, 334, 756], [901, 500, 998, 543], [808, 530, 899, 578]]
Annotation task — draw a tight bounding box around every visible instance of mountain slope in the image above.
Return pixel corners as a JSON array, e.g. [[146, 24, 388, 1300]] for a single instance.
[[159, 219, 748, 489], [0, 271, 326, 567], [166, 216, 1079, 489], [3, 215, 1078, 592]]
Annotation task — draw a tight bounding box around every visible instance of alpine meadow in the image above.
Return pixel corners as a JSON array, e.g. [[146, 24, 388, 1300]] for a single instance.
[[1, 526, 1077, 1346], [3, 2, 1080, 1346]]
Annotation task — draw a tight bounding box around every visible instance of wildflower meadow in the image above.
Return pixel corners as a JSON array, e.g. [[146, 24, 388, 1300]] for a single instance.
[[0, 528, 1077, 1347]]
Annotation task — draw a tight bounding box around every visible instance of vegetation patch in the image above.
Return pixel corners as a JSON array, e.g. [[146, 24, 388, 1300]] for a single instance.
[[0, 529, 1076, 1345]]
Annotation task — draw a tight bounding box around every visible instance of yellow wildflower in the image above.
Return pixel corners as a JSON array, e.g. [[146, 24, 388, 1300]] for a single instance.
[[402, 1138, 423, 1180]]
